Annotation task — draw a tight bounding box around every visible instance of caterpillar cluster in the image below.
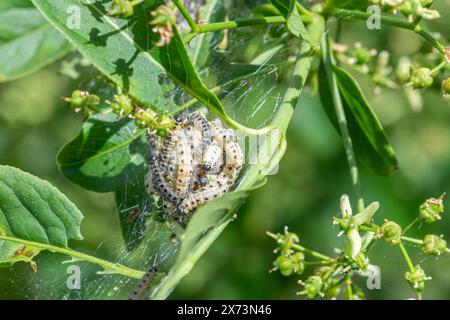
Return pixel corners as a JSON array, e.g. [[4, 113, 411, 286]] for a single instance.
[[145, 111, 243, 215]]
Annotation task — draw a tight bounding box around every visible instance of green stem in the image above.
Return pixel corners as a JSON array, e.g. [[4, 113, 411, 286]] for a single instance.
[[401, 236, 423, 246], [322, 34, 364, 211], [327, 8, 447, 55], [304, 260, 335, 267], [0, 235, 145, 279], [403, 216, 421, 234], [344, 275, 353, 300], [266, 231, 334, 262], [173, 0, 199, 33], [398, 241, 415, 273], [184, 16, 312, 42], [430, 60, 447, 76]]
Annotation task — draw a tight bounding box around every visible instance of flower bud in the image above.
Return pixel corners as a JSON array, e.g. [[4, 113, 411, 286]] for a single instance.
[[422, 234, 447, 256], [380, 220, 402, 245], [134, 107, 157, 128], [405, 265, 430, 293], [109, 0, 134, 17], [274, 255, 294, 277], [442, 78, 450, 95], [410, 67, 433, 89], [354, 252, 369, 270], [277, 227, 300, 253], [111, 94, 133, 116], [303, 275, 323, 299], [292, 252, 305, 275], [420, 194, 445, 223]]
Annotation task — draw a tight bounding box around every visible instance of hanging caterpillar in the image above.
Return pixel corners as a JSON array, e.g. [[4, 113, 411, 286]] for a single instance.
[[128, 267, 158, 300]]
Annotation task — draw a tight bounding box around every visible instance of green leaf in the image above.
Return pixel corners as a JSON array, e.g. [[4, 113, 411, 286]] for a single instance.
[[31, 0, 234, 123], [189, 0, 224, 69], [0, 165, 83, 266], [268, 0, 309, 40], [150, 191, 248, 299], [57, 112, 148, 193], [0, 0, 72, 82], [325, 0, 368, 10], [318, 62, 398, 176]]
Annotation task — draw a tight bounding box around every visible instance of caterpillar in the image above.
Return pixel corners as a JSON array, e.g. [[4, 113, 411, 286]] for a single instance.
[[177, 171, 234, 214], [173, 130, 194, 197], [188, 111, 212, 147], [128, 267, 158, 300], [148, 152, 183, 203]]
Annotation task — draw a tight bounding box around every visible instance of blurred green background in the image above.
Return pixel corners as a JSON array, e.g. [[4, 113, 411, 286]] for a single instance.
[[0, 1, 449, 299]]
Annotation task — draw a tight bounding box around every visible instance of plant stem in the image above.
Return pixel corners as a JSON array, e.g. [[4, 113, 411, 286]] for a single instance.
[[398, 241, 415, 273], [401, 236, 423, 246], [0, 235, 145, 279], [266, 231, 335, 262], [321, 34, 364, 212], [184, 16, 312, 42], [430, 60, 447, 76], [173, 0, 199, 33], [327, 8, 447, 55], [403, 216, 421, 234], [304, 260, 335, 267]]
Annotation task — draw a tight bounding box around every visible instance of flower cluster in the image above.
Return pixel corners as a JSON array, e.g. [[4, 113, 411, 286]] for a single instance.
[[370, 0, 440, 21], [268, 193, 449, 299]]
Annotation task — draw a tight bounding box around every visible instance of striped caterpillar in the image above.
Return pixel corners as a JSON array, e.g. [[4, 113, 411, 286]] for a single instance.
[[145, 113, 243, 215]]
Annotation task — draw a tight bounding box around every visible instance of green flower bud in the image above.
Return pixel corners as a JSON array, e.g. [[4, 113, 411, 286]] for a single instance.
[[84, 94, 100, 106], [422, 234, 447, 256], [150, 5, 175, 27], [109, 0, 134, 17], [395, 57, 412, 83], [353, 47, 372, 65], [292, 252, 305, 275], [324, 284, 341, 299], [111, 94, 134, 116], [157, 114, 175, 129], [380, 220, 402, 245], [156, 128, 169, 138], [354, 252, 369, 270], [442, 78, 450, 95], [410, 67, 434, 89], [405, 265, 429, 293], [134, 107, 157, 128], [277, 228, 300, 253], [275, 255, 294, 277], [420, 194, 445, 223], [303, 276, 323, 299], [67, 90, 85, 108], [398, 1, 413, 15]]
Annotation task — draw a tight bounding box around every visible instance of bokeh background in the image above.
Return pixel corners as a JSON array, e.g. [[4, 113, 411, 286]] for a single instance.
[[0, 0, 449, 299]]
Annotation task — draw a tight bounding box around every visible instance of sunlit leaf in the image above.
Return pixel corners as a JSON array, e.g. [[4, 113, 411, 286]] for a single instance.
[[0, 0, 72, 82], [0, 165, 83, 267]]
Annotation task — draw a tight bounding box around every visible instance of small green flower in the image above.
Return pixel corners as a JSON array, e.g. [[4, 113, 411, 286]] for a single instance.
[[274, 255, 294, 277], [354, 252, 369, 270], [380, 220, 402, 245], [420, 194, 445, 223], [405, 265, 430, 293], [134, 107, 157, 128], [109, 0, 135, 18], [111, 94, 133, 116], [276, 227, 300, 253], [442, 78, 450, 95], [422, 234, 447, 256], [301, 275, 323, 299], [410, 67, 433, 89]]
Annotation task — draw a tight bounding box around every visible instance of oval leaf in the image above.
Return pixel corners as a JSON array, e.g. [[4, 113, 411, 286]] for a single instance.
[[57, 112, 148, 193], [0, 165, 83, 266], [318, 62, 398, 176], [0, 0, 72, 82]]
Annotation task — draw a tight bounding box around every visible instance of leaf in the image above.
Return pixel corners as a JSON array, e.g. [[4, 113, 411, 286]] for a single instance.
[[325, 0, 368, 10], [0, 165, 83, 266], [150, 191, 248, 299], [189, 0, 224, 69], [268, 0, 309, 40], [0, 0, 72, 82], [57, 112, 148, 193], [31, 0, 234, 123], [318, 62, 398, 176]]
